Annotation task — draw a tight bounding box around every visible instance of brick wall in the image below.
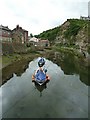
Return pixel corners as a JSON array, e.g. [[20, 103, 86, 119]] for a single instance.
[[12, 25, 28, 43]]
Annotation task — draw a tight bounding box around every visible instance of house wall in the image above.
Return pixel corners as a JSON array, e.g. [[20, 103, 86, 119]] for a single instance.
[[12, 25, 28, 43], [0, 26, 12, 42], [37, 40, 50, 47], [12, 30, 23, 43], [24, 31, 28, 42], [0, 25, 28, 44], [29, 37, 39, 42]]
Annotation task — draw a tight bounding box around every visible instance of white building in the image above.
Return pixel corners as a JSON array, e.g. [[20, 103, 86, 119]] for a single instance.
[[29, 37, 39, 42], [80, 16, 90, 20]]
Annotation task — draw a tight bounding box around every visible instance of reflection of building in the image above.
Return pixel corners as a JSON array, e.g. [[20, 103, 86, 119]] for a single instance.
[[0, 25, 12, 42], [34, 80, 49, 97], [12, 25, 28, 43]]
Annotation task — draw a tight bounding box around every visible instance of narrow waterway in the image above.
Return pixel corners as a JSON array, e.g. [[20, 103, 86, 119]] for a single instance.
[[0, 55, 88, 118]]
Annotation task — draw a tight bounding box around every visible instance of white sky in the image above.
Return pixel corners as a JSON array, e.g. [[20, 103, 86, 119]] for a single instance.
[[0, 0, 89, 35]]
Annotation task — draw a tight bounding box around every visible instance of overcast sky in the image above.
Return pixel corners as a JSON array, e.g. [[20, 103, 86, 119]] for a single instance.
[[0, 0, 89, 35]]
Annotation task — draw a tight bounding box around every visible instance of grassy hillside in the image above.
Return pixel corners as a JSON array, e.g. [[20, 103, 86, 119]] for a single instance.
[[63, 19, 88, 38], [36, 19, 90, 53], [35, 26, 60, 43], [37, 19, 88, 41]]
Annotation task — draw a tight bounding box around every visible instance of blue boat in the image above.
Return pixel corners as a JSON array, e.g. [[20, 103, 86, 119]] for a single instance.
[[32, 69, 50, 85]]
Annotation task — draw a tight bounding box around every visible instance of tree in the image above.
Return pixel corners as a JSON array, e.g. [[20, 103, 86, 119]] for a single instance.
[[30, 33, 33, 38]]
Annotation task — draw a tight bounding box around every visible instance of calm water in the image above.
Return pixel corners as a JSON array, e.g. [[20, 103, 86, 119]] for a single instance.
[[0, 56, 88, 118]]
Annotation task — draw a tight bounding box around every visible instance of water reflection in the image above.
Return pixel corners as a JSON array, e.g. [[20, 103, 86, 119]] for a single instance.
[[2, 51, 89, 87], [2, 59, 30, 86], [46, 51, 89, 86], [33, 80, 50, 97], [1, 57, 88, 118]]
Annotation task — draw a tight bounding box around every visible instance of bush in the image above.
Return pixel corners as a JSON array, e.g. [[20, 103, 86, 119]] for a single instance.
[[37, 26, 60, 41], [87, 45, 90, 54], [2, 42, 28, 55], [64, 20, 82, 38], [2, 42, 14, 55]]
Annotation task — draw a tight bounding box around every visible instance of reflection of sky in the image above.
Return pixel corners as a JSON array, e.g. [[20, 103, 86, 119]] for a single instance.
[[0, 58, 88, 118]]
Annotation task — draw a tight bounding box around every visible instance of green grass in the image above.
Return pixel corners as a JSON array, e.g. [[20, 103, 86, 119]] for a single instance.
[[2, 54, 22, 67], [64, 19, 88, 39], [35, 26, 60, 41]]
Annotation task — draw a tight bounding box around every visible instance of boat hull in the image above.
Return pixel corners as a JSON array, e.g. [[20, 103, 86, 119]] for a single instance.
[[32, 75, 50, 86]]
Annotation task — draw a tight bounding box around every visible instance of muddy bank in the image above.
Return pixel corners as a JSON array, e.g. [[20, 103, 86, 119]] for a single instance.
[[1, 47, 51, 86], [1, 53, 40, 86]]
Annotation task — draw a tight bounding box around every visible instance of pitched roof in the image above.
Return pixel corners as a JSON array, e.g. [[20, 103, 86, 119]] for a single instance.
[[0, 25, 11, 31], [12, 25, 28, 32]]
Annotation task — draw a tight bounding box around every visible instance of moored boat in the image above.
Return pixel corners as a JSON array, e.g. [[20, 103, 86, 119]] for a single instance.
[[32, 69, 50, 85]]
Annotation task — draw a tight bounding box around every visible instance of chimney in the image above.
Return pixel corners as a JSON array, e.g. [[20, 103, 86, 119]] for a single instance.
[[16, 25, 19, 29]]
